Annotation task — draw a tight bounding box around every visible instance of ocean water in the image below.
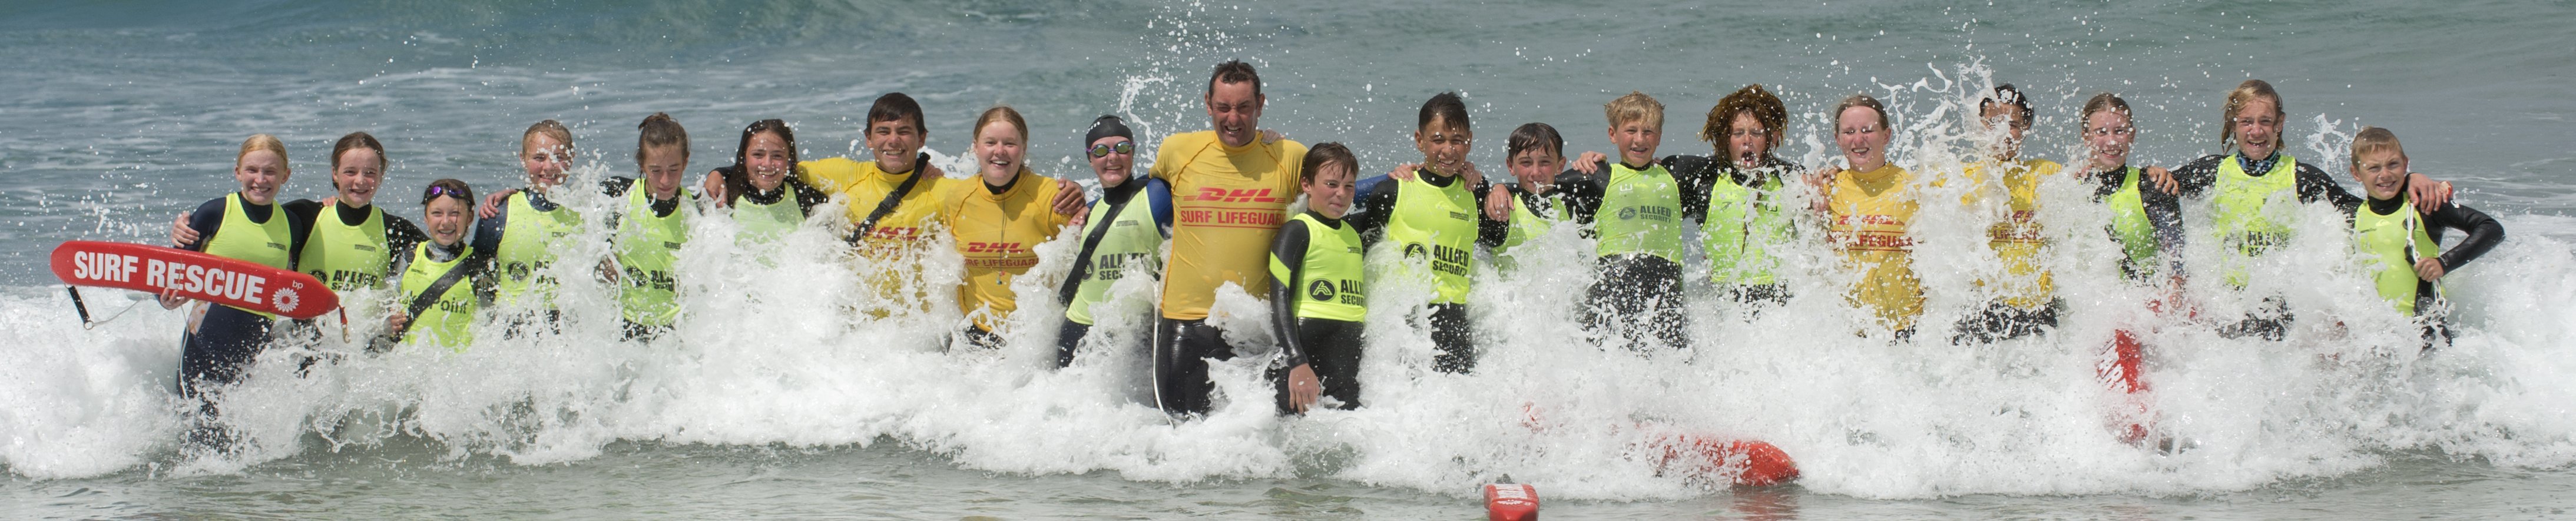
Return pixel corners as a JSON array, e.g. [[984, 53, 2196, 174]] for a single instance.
[[5, 0, 2575, 518]]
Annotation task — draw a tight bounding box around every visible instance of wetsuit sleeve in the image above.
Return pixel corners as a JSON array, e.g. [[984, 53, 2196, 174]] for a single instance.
[[1345, 175, 1400, 244], [468, 250, 498, 306], [1476, 177, 1511, 248], [1555, 162, 1610, 225], [2425, 202, 2505, 271], [2171, 155, 2224, 198], [2142, 176, 2189, 274], [470, 204, 506, 255], [2295, 164, 2365, 210], [1664, 154, 1716, 222], [283, 199, 323, 263], [383, 214, 428, 265], [1147, 178, 1174, 237], [1267, 221, 1313, 370], [181, 198, 227, 251], [602, 177, 635, 197]]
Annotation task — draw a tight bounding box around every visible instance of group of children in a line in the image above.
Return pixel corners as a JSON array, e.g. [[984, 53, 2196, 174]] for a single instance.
[[157, 60, 2504, 430]]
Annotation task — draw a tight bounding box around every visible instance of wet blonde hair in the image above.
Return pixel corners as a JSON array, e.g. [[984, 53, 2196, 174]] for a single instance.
[[521, 119, 574, 156], [237, 134, 289, 173], [2080, 92, 2131, 127], [1832, 94, 1892, 134], [2219, 79, 2285, 152], [972, 105, 1029, 143], [2349, 127, 2405, 167], [1605, 91, 1664, 130]]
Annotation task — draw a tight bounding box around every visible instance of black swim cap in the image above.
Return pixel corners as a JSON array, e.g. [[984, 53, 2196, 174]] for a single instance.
[[1084, 115, 1133, 147]]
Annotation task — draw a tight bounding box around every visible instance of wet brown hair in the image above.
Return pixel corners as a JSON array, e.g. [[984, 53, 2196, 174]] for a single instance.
[[1301, 142, 1357, 184], [1703, 84, 1787, 147], [635, 112, 689, 165], [2219, 79, 2285, 152], [330, 131, 387, 171]]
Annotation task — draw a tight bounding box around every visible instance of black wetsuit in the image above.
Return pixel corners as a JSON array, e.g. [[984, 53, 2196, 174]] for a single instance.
[[2344, 180, 2506, 349], [1342, 168, 1502, 373], [1550, 159, 1691, 351], [1668, 153, 1806, 306], [2171, 152, 2366, 340], [177, 194, 313, 411], [1266, 210, 1366, 412]]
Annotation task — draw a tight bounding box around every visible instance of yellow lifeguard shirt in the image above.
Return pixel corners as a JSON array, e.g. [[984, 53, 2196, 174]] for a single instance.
[[945, 168, 1074, 333], [1830, 164, 1923, 330], [1959, 158, 2062, 310], [1150, 131, 1307, 320]]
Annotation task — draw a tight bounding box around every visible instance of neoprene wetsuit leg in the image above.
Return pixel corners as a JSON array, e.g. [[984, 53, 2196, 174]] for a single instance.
[[1427, 303, 1473, 374], [1055, 319, 1090, 368], [1153, 317, 1237, 416], [1273, 317, 1365, 413], [178, 306, 274, 412]]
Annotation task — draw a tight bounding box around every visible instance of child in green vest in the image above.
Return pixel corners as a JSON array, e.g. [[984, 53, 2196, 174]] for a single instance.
[[1554, 92, 1693, 351], [1267, 142, 1365, 413], [603, 113, 697, 341], [1490, 122, 1571, 260], [2342, 127, 2504, 350], [1343, 92, 1502, 373], [1679, 84, 1804, 308], [711, 119, 828, 246], [472, 120, 584, 336], [385, 179, 489, 352]]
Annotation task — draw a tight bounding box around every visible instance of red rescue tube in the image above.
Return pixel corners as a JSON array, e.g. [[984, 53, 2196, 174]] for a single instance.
[[49, 241, 339, 318], [1482, 483, 1538, 521], [1650, 434, 1801, 487]]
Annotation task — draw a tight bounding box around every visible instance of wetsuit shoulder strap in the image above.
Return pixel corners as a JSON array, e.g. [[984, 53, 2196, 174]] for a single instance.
[[850, 152, 931, 241], [1058, 183, 1147, 306]]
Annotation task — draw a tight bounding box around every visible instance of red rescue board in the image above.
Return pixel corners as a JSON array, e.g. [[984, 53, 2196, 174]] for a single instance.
[[50, 240, 339, 318], [1482, 483, 1538, 521], [1648, 434, 1801, 487]]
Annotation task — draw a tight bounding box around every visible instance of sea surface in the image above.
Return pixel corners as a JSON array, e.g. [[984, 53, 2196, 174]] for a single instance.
[[4, 0, 2574, 518]]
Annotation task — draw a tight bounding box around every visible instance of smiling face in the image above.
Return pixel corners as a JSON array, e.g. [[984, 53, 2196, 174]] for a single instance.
[[521, 133, 572, 193], [2231, 97, 2282, 160], [1205, 80, 1264, 148], [234, 150, 289, 205], [1723, 111, 1773, 168], [1608, 119, 1661, 167], [1415, 117, 1472, 177], [1508, 147, 1564, 190], [2082, 108, 2135, 172], [744, 130, 792, 192], [2350, 147, 2410, 200], [866, 117, 925, 174], [333, 147, 385, 207], [639, 144, 687, 200], [1836, 106, 1889, 171], [974, 120, 1027, 185], [1303, 160, 1356, 220], [423, 195, 469, 246], [1089, 135, 1134, 187]]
